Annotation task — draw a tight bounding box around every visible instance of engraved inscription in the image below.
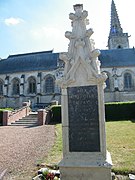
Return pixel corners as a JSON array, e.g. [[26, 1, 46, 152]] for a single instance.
[[68, 85, 100, 152]]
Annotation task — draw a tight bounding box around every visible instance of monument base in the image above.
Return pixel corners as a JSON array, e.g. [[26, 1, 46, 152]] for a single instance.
[[59, 152, 112, 180], [59, 166, 111, 180]]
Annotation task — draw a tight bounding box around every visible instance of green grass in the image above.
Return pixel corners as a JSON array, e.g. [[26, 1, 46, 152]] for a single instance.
[[45, 121, 135, 175], [45, 124, 63, 165], [106, 120, 135, 174]]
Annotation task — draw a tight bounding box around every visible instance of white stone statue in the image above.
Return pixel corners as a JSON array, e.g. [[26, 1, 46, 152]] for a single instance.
[[59, 4, 107, 87]]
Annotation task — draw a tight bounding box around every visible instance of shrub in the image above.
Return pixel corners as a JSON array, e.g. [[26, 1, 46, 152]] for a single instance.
[[105, 101, 135, 121], [50, 105, 61, 123], [48, 102, 135, 123]]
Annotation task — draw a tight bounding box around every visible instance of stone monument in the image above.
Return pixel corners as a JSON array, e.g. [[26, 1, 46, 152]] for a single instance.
[[58, 4, 112, 180]]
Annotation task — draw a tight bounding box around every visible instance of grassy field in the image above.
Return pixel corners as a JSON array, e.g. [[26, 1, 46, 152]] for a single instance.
[[106, 120, 135, 174], [46, 121, 135, 175]]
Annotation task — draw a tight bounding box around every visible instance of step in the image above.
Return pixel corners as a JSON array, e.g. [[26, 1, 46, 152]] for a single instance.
[[23, 114, 37, 117], [11, 121, 38, 124], [10, 123, 38, 126], [21, 117, 37, 120], [10, 112, 39, 126], [14, 121, 38, 124], [17, 119, 38, 122]]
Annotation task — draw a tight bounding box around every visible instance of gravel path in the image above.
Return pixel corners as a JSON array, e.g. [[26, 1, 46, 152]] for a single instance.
[[0, 125, 55, 179]]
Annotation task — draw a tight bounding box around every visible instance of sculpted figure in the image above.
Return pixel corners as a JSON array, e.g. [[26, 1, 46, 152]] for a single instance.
[[75, 38, 85, 61], [59, 53, 73, 80], [86, 28, 94, 38], [90, 49, 101, 73]]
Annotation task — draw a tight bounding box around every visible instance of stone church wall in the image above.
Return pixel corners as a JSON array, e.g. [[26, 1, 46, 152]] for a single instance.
[[0, 70, 61, 108], [101, 66, 135, 102], [0, 62, 135, 108]]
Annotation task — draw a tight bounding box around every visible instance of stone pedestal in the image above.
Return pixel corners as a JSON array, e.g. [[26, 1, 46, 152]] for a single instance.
[[59, 84, 112, 180]]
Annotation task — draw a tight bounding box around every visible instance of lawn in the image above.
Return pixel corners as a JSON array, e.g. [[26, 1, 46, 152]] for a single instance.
[[46, 121, 135, 175], [106, 120, 135, 174], [45, 124, 63, 165]]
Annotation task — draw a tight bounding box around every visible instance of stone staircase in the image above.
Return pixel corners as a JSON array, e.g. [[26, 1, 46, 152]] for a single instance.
[[10, 112, 38, 126]]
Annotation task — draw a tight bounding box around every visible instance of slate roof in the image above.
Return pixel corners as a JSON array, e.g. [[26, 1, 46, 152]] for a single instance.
[[0, 51, 59, 74], [99, 48, 135, 68], [0, 48, 135, 74]]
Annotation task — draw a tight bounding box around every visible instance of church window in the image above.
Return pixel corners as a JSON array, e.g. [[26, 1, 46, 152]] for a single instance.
[[28, 78, 36, 94], [117, 45, 122, 49], [105, 77, 110, 90], [45, 76, 54, 93], [111, 25, 117, 34], [13, 79, 20, 95], [105, 74, 110, 91], [124, 73, 132, 90], [111, 27, 116, 33], [0, 81, 3, 95]]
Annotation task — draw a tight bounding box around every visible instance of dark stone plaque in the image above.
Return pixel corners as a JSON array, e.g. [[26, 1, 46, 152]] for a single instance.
[[68, 85, 100, 152]]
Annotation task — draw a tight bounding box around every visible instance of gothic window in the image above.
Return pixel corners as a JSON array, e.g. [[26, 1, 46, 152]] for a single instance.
[[45, 76, 54, 93], [103, 72, 110, 91], [13, 79, 20, 95], [28, 77, 36, 94], [105, 77, 110, 90], [124, 73, 132, 90], [0, 80, 3, 95], [111, 25, 117, 34]]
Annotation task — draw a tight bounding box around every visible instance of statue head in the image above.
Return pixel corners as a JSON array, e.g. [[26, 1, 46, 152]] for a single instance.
[[73, 4, 83, 12]]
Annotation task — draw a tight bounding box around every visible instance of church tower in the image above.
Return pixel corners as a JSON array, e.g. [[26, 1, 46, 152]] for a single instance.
[[108, 0, 129, 49]]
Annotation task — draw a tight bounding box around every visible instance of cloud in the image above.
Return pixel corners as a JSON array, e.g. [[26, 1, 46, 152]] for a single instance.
[[28, 25, 68, 52], [30, 26, 64, 40], [4, 17, 24, 26]]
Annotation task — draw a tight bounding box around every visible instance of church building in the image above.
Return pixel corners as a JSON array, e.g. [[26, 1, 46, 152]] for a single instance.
[[99, 0, 135, 102], [0, 0, 135, 108]]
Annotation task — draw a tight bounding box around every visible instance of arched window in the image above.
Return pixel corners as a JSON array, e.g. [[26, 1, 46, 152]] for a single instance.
[[13, 79, 20, 95], [103, 72, 110, 91], [28, 77, 36, 94], [124, 73, 132, 90], [117, 45, 122, 49], [105, 76, 110, 90], [45, 76, 54, 93], [0, 80, 3, 95]]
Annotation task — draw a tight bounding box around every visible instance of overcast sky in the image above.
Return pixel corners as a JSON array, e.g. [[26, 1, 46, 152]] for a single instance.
[[0, 0, 135, 58]]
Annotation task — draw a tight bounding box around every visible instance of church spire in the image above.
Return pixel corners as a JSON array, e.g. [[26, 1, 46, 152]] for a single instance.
[[108, 0, 129, 49], [110, 0, 123, 35]]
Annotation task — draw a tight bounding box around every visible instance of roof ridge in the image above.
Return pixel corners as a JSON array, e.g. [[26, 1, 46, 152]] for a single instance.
[[8, 50, 53, 58]]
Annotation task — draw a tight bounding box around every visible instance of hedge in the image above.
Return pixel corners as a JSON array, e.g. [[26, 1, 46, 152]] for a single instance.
[[105, 101, 135, 121], [50, 105, 61, 123], [48, 102, 135, 123]]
